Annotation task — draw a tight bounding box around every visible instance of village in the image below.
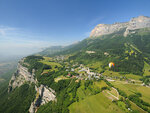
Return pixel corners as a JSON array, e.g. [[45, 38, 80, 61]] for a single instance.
[[50, 55, 147, 87], [65, 63, 101, 81]]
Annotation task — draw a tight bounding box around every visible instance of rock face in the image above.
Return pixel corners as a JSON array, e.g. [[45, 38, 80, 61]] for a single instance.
[[29, 85, 56, 113], [37, 85, 56, 105], [90, 16, 150, 37], [8, 59, 56, 113], [8, 62, 36, 92], [90, 22, 128, 37], [124, 16, 150, 36]]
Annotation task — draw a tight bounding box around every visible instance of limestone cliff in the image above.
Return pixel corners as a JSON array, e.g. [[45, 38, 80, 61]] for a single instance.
[[8, 60, 36, 92], [90, 16, 150, 37], [124, 16, 150, 36], [90, 22, 128, 37], [29, 85, 56, 113], [8, 59, 56, 113]]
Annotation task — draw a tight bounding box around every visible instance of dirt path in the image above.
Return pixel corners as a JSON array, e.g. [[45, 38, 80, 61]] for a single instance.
[[104, 87, 119, 101], [106, 91, 119, 100], [112, 87, 119, 99]]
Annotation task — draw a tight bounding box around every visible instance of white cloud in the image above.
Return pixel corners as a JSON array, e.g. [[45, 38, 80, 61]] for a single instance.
[[0, 29, 5, 36], [0, 26, 16, 36]]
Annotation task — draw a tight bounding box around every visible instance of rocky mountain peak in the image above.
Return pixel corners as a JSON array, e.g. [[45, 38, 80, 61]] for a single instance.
[[90, 16, 150, 37], [130, 16, 150, 22], [90, 22, 128, 37]]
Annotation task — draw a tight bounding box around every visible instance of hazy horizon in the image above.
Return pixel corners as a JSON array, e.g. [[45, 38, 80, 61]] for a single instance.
[[1, 0, 150, 57]]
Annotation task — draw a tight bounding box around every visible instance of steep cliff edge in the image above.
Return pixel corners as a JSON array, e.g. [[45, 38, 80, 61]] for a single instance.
[[8, 58, 56, 113], [29, 85, 56, 113], [90, 16, 150, 37], [8, 62, 36, 92], [90, 22, 128, 37]]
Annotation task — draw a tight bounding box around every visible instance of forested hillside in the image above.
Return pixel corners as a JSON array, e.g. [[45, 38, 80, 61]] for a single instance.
[[40, 28, 150, 76], [1, 16, 150, 113]]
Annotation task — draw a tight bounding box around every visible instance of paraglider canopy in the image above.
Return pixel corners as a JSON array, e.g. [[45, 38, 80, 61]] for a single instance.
[[109, 62, 115, 68]]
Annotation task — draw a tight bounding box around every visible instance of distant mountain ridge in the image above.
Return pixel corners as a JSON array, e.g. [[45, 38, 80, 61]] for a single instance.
[[40, 16, 150, 57], [38, 42, 80, 56], [90, 16, 150, 37], [38, 16, 150, 76]]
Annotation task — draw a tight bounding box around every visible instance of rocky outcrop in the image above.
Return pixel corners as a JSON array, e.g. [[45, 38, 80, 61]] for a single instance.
[[29, 85, 56, 113], [8, 59, 56, 113], [90, 22, 128, 37], [124, 16, 150, 36], [36, 85, 56, 105], [8, 63, 36, 92], [90, 16, 150, 37], [8, 62, 36, 92]]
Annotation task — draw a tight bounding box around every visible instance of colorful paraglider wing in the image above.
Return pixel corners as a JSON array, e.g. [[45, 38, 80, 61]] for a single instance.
[[109, 62, 115, 68]]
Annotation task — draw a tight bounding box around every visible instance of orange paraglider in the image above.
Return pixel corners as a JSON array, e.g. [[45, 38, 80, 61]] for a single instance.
[[109, 62, 115, 68]]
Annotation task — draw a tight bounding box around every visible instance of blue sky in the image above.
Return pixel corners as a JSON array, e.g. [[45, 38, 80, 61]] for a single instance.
[[0, 0, 150, 56]]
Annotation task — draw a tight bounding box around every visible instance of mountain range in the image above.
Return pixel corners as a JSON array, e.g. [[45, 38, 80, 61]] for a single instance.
[[40, 16, 150, 75], [0, 16, 150, 113]]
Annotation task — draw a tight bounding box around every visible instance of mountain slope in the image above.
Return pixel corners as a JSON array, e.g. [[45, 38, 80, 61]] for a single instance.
[[43, 27, 150, 75], [1, 16, 150, 113], [90, 16, 150, 37], [0, 84, 35, 113]]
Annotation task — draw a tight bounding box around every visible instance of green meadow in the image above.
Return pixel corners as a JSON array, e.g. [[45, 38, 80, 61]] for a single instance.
[[54, 75, 69, 82], [39, 57, 62, 73], [143, 61, 150, 76], [111, 80, 150, 103], [130, 101, 147, 113], [103, 70, 142, 80], [69, 93, 124, 113], [69, 80, 124, 113], [76, 80, 107, 101]]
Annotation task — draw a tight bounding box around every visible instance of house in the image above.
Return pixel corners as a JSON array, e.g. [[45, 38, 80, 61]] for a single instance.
[[71, 68, 75, 71]]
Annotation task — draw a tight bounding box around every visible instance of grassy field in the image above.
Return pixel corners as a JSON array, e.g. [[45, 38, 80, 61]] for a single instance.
[[40, 57, 62, 67], [69, 80, 125, 113], [110, 80, 150, 103], [103, 90, 118, 101], [94, 80, 108, 89], [69, 93, 124, 113], [0, 78, 5, 83], [40, 60, 62, 67], [43, 57, 52, 61], [76, 80, 108, 101], [130, 101, 147, 113], [86, 61, 103, 73], [103, 70, 142, 80], [54, 75, 69, 82], [39, 57, 62, 73], [0, 78, 4, 82], [108, 88, 119, 98], [143, 61, 150, 76]]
